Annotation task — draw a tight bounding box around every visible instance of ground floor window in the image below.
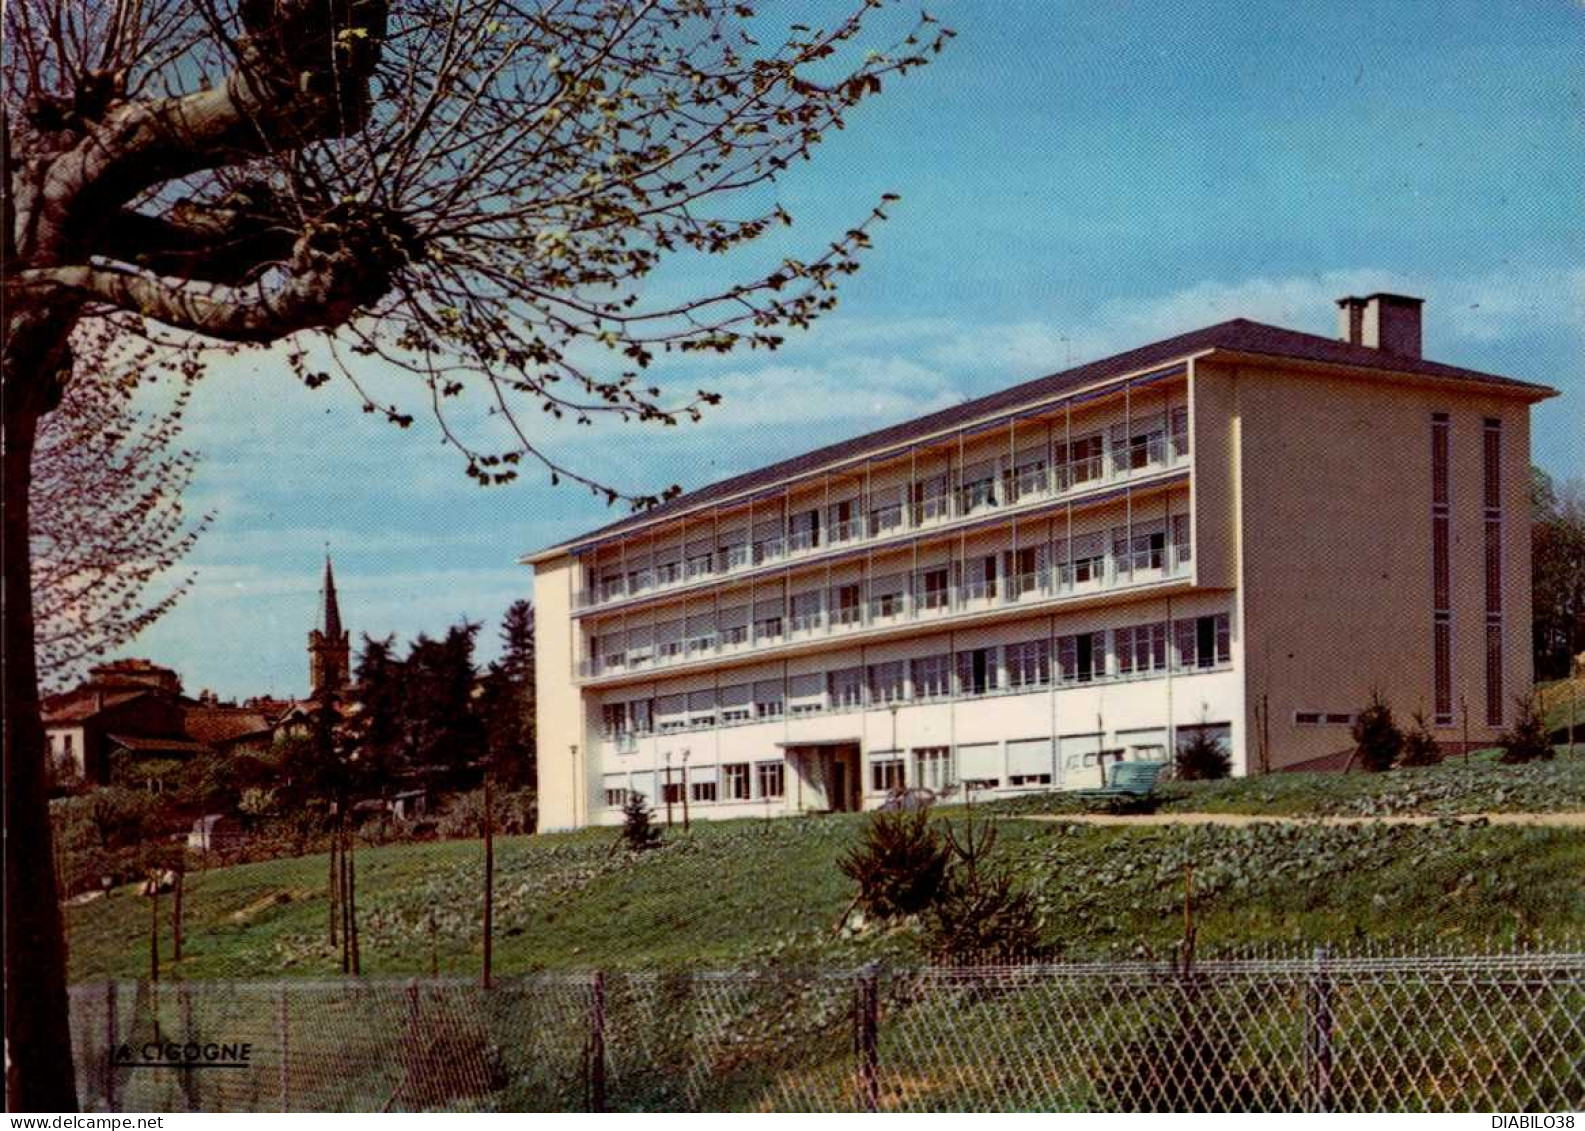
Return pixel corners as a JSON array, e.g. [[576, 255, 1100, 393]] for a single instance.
[[912, 746, 953, 791], [690, 780, 717, 803], [756, 761, 786, 799], [870, 756, 905, 793], [723, 762, 751, 800], [604, 788, 629, 808], [661, 781, 685, 805]]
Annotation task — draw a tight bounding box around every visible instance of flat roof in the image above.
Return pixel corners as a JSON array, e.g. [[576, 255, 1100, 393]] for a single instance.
[[526, 316, 1557, 562]]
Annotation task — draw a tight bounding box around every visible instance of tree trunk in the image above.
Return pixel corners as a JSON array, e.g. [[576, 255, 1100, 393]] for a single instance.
[[481, 771, 493, 989], [3, 404, 80, 1111]]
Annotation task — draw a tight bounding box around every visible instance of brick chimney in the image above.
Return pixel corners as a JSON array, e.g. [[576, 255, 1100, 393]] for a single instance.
[[1336, 293, 1423, 359]]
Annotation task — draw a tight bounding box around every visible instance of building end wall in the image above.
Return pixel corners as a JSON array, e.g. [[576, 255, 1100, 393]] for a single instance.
[[533, 555, 586, 830]]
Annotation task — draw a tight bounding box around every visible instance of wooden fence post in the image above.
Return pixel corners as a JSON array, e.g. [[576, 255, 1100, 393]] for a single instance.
[[105, 980, 119, 1112], [1306, 945, 1334, 1112], [277, 983, 290, 1111], [589, 972, 607, 1112], [856, 964, 880, 1112]]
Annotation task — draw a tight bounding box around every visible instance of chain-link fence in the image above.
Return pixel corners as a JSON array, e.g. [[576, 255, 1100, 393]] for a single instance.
[[69, 949, 1585, 1112]]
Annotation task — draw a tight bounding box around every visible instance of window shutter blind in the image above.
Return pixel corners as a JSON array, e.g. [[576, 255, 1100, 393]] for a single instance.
[[1006, 738, 1053, 777], [956, 742, 1002, 782]]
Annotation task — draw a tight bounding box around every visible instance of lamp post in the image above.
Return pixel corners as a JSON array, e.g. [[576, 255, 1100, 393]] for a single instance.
[[681, 748, 691, 833], [570, 744, 580, 824], [664, 751, 674, 828], [890, 702, 900, 798]]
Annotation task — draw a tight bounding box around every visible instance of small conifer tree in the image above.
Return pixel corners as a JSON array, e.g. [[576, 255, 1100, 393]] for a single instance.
[[1175, 726, 1231, 781], [1351, 690, 1403, 772], [619, 792, 663, 853], [1498, 694, 1555, 764], [1398, 710, 1442, 767], [838, 809, 952, 920]]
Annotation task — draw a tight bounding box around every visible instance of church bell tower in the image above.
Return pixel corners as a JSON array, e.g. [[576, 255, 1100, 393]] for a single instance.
[[308, 556, 351, 697]]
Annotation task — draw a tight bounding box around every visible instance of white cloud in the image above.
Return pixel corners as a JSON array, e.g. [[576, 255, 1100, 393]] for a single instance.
[[925, 265, 1585, 375]]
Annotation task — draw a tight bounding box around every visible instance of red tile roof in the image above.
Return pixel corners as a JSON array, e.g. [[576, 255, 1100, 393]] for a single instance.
[[42, 689, 149, 724], [106, 733, 211, 756], [181, 707, 275, 747], [532, 317, 1555, 557]]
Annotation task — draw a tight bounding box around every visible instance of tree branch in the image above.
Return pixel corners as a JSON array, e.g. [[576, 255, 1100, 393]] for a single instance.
[[9, 251, 389, 343], [36, 0, 387, 238]]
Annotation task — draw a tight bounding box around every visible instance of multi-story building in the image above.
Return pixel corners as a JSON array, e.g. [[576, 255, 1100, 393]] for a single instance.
[[527, 295, 1555, 830]]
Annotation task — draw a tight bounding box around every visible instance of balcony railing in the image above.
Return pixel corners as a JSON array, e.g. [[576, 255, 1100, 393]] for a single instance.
[[577, 546, 1192, 678], [574, 437, 1190, 612]]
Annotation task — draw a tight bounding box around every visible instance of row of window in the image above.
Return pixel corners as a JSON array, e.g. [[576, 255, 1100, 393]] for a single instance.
[[581, 411, 1190, 607], [586, 517, 1192, 670], [605, 725, 1230, 809], [599, 613, 1233, 740], [604, 760, 784, 808]]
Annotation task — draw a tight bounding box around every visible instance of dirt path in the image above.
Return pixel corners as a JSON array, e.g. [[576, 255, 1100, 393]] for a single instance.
[[1010, 810, 1585, 828]]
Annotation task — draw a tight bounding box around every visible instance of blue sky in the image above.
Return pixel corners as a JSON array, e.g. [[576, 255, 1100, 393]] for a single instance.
[[112, 0, 1583, 700]]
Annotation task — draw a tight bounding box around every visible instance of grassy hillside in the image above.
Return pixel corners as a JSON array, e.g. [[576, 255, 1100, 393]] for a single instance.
[[65, 750, 1585, 982]]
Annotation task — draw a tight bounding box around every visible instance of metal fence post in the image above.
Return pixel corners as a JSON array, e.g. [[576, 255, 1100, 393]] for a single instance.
[[105, 980, 118, 1113], [589, 971, 607, 1113], [1306, 944, 1334, 1112], [855, 964, 880, 1112], [277, 983, 290, 1111]]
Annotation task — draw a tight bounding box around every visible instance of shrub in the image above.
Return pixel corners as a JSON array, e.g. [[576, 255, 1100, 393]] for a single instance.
[[838, 809, 952, 920], [1175, 728, 1231, 781], [1351, 690, 1402, 772], [1398, 711, 1442, 767], [436, 787, 537, 838], [1498, 694, 1555, 764], [926, 865, 1046, 964], [619, 791, 663, 853], [924, 809, 1047, 964]]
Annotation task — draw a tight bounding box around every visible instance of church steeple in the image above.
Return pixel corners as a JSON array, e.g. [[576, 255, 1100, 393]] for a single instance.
[[320, 556, 343, 638], [308, 555, 351, 697]]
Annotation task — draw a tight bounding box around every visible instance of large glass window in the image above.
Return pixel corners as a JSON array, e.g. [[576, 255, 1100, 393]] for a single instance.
[[912, 746, 953, 791], [1057, 631, 1107, 684], [912, 654, 953, 701], [756, 761, 786, 799], [956, 646, 997, 697], [870, 756, 905, 793], [1006, 638, 1051, 689], [723, 763, 751, 801], [1174, 613, 1231, 670], [828, 667, 865, 711], [867, 661, 907, 705], [1116, 622, 1168, 677]]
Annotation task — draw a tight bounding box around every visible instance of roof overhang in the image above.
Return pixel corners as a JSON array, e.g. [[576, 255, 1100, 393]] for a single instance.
[[1202, 347, 1560, 404], [520, 356, 1203, 565], [775, 738, 863, 750]]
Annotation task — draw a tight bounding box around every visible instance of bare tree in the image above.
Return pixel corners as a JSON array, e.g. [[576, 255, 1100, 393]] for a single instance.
[[3, 0, 947, 1107], [31, 319, 213, 690]]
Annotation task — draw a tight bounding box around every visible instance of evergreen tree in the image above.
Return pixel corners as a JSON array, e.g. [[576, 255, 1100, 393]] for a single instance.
[[1398, 710, 1442, 767], [1351, 690, 1403, 773], [1498, 694, 1555, 764], [490, 601, 537, 788], [354, 634, 406, 781], [619, 792, 662, 853], [404, 622, 485, 780]]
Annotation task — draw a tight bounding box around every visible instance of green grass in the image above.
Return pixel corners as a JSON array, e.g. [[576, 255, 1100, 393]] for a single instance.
[[991, 743, 1585, 818], [1540, 674, 1585, 735], [66, 752, 1585, 982]]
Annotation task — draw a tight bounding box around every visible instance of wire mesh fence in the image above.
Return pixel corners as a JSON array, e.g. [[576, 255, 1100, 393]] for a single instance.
[[69, 948, 1585, 1112]]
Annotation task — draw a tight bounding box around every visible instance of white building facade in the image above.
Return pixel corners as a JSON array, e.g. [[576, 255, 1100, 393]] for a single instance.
[[528, 298, 1552, 830]]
